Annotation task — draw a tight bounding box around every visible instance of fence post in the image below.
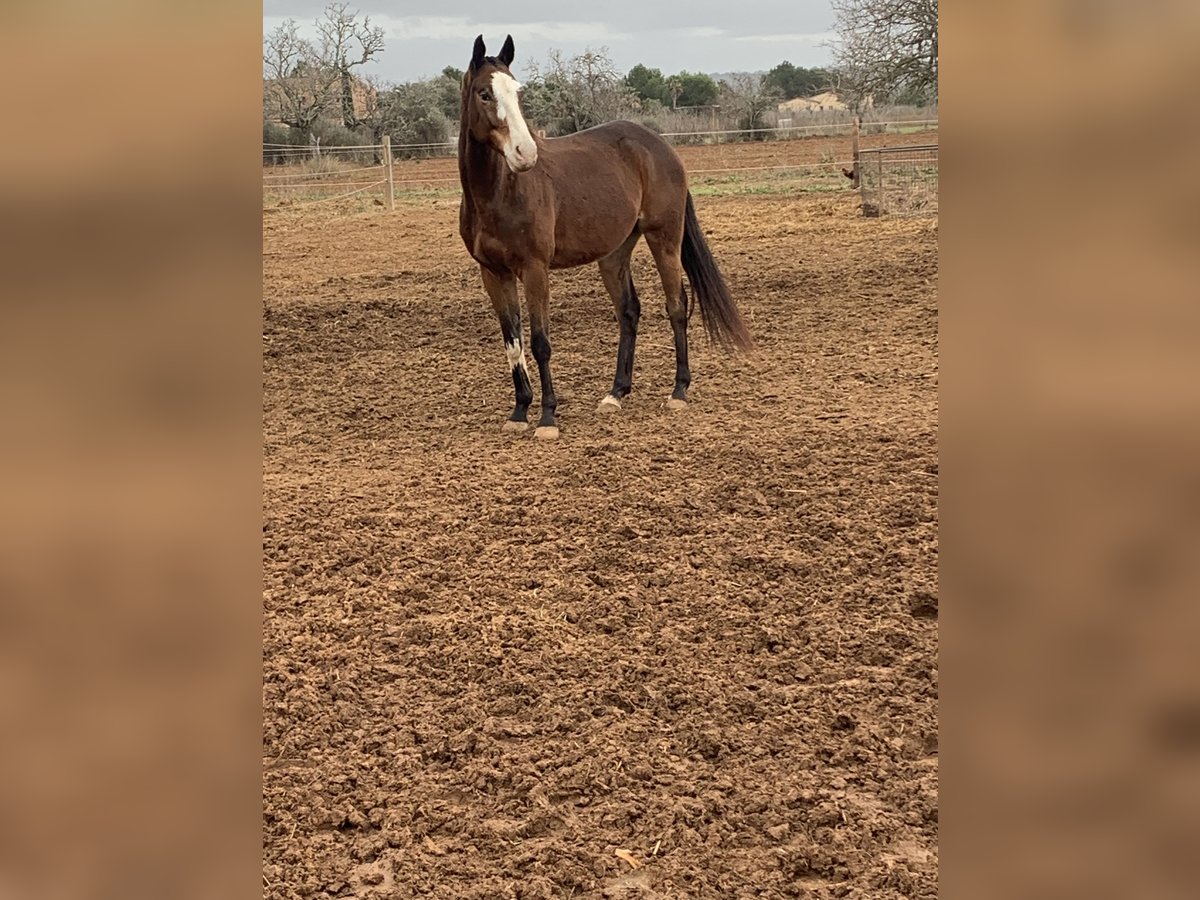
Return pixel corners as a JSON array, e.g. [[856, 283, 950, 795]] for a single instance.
[[851, 116, 861, 188], [874, 149, 885, 216], [382, 135, 395, 211]]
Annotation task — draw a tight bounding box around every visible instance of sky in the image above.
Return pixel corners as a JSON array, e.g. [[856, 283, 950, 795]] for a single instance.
[[263, 1, 838, 84]]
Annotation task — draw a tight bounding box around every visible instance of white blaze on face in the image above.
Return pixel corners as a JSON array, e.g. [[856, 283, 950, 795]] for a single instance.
[[491, 71, 538, 173]]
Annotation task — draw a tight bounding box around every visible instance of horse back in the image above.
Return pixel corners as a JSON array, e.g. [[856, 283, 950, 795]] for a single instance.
[[543, 121, 685, 194], [538, 122, 687, 267]]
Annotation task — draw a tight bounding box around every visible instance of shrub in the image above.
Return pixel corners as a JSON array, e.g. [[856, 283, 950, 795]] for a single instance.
[[310, 122, 372, 148]]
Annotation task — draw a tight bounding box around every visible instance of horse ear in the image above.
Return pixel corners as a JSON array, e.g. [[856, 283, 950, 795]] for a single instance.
[[471, 35, 486, 68], [498, 35, 515, 66]]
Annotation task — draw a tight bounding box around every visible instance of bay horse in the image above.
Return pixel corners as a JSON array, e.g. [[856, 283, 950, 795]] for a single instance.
[[458, 35, 753, 440]]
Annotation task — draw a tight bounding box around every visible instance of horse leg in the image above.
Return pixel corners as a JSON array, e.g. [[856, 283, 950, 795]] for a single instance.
[[597, 228, 642, 411], [643, 228, 691, 409], [480, 266, 533, 430], [521, 262, 559, 440]]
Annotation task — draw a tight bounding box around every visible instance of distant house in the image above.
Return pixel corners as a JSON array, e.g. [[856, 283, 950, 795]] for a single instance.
[[776, 90, 875, 114], [778, 96, 818, 113], [778, 90, 849, 114]]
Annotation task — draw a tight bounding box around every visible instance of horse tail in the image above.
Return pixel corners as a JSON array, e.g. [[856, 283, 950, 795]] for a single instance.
[[681, 192, 754, 352]]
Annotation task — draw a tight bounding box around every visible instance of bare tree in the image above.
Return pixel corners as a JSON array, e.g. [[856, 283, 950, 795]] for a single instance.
[[355, 74, 389, 162], [315, 3, 386, 130], [722, 74, 782, 136], [570, 49, 624, 119], [831, 0, 938, 107], [263, 5, 385, 139], [522, 48, 635, 134], [263, 19, 341, 138]]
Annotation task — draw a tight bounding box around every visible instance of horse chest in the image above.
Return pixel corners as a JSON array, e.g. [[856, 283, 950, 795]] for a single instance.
[[470, 215, 545, 271], [470, 230, 511, 269]]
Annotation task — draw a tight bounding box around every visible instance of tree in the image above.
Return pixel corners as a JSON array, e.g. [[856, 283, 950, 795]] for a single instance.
[[315, 3, 386, 130], [521, 48, 636, 134], [722, 74, 781, 137], [263, 20, 341, 138], [262, 5, 385, 138], [831, 0, 938, 106], [572, 50, 628, 119], [764, 61, 831, 100], [665, 75, 683, 109], [437, 67, 466, 120], [520, 50, 573, 131], [625, 64, 670, 106], [673, 71, 719, 108], [353, 73, 390, 160], [378, 81, 452, 151], [432, 68, 462, 120]]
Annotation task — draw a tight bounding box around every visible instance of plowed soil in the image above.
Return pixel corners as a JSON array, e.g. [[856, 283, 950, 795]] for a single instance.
[[263, 172, 938, 899]]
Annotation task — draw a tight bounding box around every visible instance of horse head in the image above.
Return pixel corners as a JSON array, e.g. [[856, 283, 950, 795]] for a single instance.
[[462, 35, 538, 174]]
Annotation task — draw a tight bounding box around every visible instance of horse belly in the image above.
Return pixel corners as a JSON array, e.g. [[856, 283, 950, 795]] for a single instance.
[[549, 246, 610, 270], [549, 197, 638, 269]]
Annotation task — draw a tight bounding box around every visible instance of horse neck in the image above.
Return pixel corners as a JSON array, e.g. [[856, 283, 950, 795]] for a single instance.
[[456, 122, 473, 190], [458, 131, 511, 214]]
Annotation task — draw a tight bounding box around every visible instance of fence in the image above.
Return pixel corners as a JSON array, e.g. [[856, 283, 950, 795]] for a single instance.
[[262, 139, 398, 211], [262, 118, 938, 165], [263, 120, 938, 214], [656, 118, 938, 146], [858, 144, 939, 218]]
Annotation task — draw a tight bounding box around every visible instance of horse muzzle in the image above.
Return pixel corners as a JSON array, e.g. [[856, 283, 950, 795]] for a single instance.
[[505, 142, 538, 173]]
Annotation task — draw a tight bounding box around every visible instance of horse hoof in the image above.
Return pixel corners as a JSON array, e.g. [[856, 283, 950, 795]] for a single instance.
[[534, 425, 560, 441], [502, 420, 529, 433], [597, 395, 622, 413], [666, 398, 688, 411]]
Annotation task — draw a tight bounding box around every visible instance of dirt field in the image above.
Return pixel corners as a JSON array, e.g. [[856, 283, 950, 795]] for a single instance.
[[263, 145, 939, 899]]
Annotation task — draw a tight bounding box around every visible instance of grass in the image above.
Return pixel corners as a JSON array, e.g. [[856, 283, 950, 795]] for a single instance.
[[264, 177, 854, 209], [263, 188, 382, 209], [262, 153, 391, 211], [691, 182, 852, 197], [690, 169, 853, 198], [393, 186, 461, 202], [262, 183, 462, 214], [263, 198, 381, 215]]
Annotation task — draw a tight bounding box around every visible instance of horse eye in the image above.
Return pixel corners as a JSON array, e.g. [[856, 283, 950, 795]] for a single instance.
[[479, 89, 494, 102]]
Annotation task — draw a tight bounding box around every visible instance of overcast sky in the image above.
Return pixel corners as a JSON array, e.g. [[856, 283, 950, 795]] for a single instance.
[[263, 1, 838, 84]]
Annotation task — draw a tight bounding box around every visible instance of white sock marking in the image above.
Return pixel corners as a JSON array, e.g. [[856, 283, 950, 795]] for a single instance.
[[505, 338, 528, 374]]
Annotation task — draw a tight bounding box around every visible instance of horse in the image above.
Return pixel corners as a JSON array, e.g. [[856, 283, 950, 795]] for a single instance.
[[458, 34, 753, 440]]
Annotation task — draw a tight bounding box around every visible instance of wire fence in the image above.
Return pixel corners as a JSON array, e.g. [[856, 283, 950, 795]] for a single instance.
[[262, 119, 938, 165], [262, 143, 385, 166], [262, 122, 938, 214], [858, 144, 939, 218], [659, 118, 938, 144]]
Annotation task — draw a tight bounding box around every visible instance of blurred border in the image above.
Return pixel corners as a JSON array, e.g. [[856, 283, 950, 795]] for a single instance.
[[4, 1, 1200, 897], [944, 2, 1200, 897], [0, 3, 263, 898]]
